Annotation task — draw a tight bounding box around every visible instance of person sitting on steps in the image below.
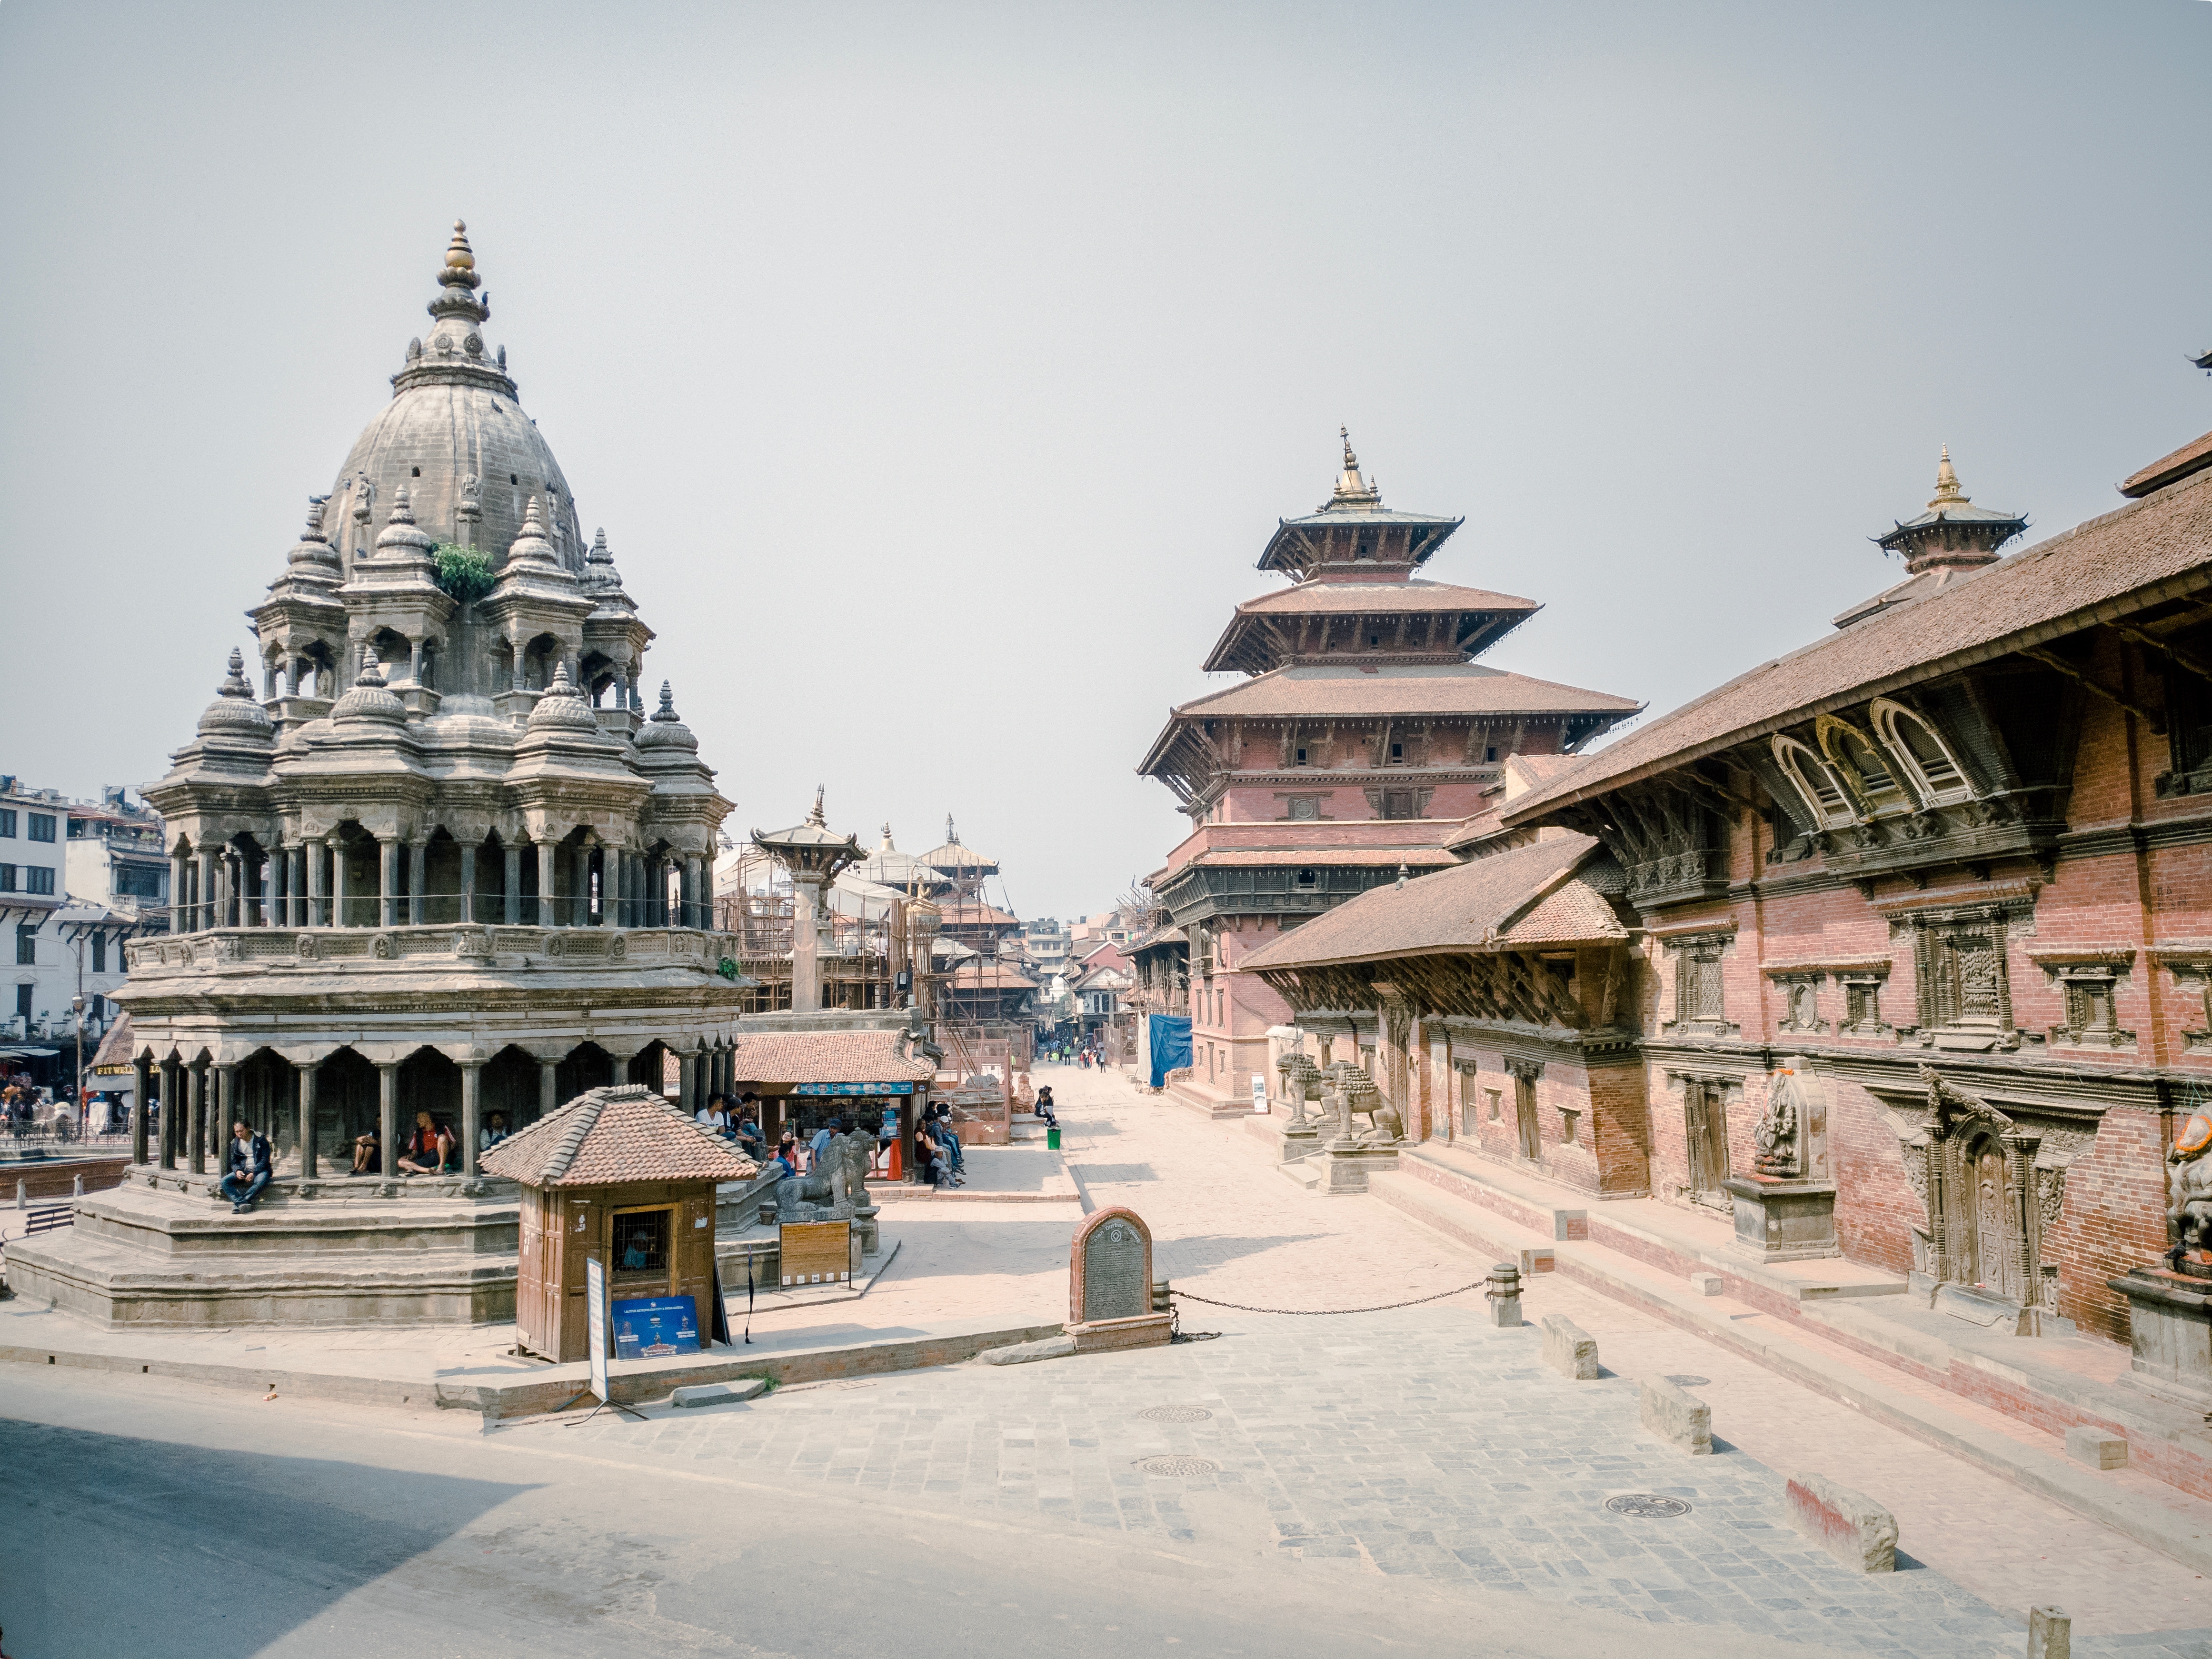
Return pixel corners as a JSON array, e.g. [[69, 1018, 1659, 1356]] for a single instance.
[[1034, 1086, 1057, 1129], [219, 1119, 273, 1213], [351, 1126, 381, 1176], [397, 1111, 445, 1175]]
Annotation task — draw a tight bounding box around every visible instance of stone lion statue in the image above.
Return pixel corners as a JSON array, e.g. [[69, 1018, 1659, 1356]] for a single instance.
[[2168, 1112, 2212, 1259]]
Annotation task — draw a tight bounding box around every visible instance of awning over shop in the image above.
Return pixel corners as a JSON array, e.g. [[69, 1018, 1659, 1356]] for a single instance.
[[791, 1080, 915, 1096], [0, 1046, 61, 1059]]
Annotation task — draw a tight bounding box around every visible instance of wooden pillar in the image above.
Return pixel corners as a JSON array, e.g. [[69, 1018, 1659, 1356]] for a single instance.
[[131, 1053, 150, 1166], [296, 1058, 319, 1178], [376, 1061, 400, 1180], [459, 843, 477, 925], [460, 1060, 483, 1177]]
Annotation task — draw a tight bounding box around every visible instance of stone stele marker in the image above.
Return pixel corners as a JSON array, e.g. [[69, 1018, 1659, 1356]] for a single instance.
[[1066, 1205, 1173, 1354]]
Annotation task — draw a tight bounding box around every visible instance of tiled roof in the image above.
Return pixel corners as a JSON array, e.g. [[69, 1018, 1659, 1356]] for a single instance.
[[1166, 662, 1641, 721], [480, 1085, 759, 1189], [938, 901, 1020, 928], [1180, 847, 1460, 869], [1232, 579, 1537, 617], [729, 1029, 934, 1084], [943, 960, 1040, 989], [2122, 425, 2212, 499], [1505, 464, 2212, 824], [1240, 834, 1617, 971]]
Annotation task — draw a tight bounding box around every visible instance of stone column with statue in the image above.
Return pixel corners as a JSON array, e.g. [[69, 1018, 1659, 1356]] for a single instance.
[[1723, 1057, 1842, 1263], [2112, 1110, 2212, 1406]]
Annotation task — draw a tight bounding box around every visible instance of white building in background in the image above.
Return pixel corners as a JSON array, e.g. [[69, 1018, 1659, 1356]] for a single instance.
[[0, 776, 161, 1090]]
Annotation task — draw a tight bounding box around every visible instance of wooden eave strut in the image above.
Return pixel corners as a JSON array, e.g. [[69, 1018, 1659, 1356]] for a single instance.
[[2019, 645, 2164, 735]]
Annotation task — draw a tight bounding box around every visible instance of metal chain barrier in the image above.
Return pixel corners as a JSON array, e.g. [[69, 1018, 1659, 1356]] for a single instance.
[[1169, 1279, 1491, 1318]]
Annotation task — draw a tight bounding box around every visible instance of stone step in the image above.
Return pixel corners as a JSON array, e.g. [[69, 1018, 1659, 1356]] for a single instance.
[[1276, 1157, 1320, 1192]]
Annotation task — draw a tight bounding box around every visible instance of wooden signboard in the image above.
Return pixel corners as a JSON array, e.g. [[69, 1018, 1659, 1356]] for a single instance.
[[780, 1220, 856, 1287]]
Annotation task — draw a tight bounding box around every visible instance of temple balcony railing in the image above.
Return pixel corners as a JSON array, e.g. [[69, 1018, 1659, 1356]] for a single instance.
[[126, 922, 745, 977], [160, 890, 720, 936]]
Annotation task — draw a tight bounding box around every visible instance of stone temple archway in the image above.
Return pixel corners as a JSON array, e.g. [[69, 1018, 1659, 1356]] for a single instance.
[[484, 1044, 541, 1136], [557, 1041, 614, 1105], [399, 1048, 462, 1147], [317, 1047, 379, 1165]]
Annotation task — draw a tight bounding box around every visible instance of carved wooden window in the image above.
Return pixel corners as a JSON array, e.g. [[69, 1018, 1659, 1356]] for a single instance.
[[1677, 947, 1725, 1024], [1294, 747, 1309, 766], [1841, 975, 1885, 1033], [2063, 978, 2114, 1037], [1916, 927, 2008, 1034], [1380, 790, 1418, 820], [1295, 868, 1317, 889], [1773, 736, 1855, 828], [2163, 625, 2212, 796], [1821, 720, 1908, 813], [1871, 699, 1973, 806]]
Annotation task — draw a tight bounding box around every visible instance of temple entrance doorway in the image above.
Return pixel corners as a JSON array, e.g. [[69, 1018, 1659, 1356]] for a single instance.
[[1514, 1071, 1541, 1163], [1685, 1081, 1731, 1208]]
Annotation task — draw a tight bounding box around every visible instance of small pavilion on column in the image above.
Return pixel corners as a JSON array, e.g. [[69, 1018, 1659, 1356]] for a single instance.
[[751, 789, 864, 1015]]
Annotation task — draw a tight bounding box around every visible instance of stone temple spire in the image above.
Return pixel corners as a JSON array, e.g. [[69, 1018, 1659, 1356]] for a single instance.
[[807, 785, 828, 828], [394, 217, 514, 398]]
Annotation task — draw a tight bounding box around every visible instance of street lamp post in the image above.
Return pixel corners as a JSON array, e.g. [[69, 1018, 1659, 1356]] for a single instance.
[[70, 992, 86, 1141]]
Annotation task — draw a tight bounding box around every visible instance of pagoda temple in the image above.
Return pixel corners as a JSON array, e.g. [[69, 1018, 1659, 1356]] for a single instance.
[[1136, 432, 1639, 1111]]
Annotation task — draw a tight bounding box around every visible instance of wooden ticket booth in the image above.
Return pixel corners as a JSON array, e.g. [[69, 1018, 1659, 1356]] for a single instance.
[[484, 1083, 759, 1363]]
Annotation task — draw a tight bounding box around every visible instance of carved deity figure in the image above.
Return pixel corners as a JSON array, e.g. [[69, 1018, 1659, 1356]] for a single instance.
[[1753, 1071, 1802, 1178]]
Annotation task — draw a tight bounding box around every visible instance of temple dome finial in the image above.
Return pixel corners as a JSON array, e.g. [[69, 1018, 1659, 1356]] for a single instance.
[[807, 785, 827, 828], [1329, 426, 1380, 507], [1930, 444, 1966, 509], [197, 647, 274, 740], [442, 219, 479, 288]]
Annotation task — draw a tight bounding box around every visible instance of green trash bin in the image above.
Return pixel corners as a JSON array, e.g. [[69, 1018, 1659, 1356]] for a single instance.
[[1046, 1127, 1062, 1150]]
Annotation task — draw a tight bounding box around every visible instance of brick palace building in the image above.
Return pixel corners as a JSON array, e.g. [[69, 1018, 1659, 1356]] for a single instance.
[[1245, 404, 2212, 1347], [1136, 433, 1638, 1112]]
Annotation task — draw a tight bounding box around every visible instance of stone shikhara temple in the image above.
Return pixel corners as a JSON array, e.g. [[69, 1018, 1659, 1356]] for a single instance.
[[1247, 393, 2212, 1360], [10, 224, 754, 1327]]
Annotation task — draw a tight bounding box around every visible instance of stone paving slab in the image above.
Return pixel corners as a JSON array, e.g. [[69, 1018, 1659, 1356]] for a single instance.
[[553, 1303, 2212, 1658]]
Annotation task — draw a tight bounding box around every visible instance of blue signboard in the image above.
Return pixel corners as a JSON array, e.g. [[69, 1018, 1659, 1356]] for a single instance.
[[792, 1081, 915, 1096], [611, 1295, 700, 1359]]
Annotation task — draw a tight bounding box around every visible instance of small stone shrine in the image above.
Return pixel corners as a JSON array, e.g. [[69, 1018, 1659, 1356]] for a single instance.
[[1066, 1205, 1171, 1353], [1723, 1058, 1842, 1263], [484, 1084, 757, 1363]]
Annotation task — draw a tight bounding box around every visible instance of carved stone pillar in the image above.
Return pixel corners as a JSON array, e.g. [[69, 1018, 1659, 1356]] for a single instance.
[[601, 844, 621, 928], [537, 839, 558, 927], [331, 840, 350, 927], [504, 843, 521, 926], [170, 852, 188, 933], [187, 1058, 209, 1175], [378, 838, 400, 928], [539, 1057, 559, 1123], [408, 838, 428, 926], [158, 1056, 179, 1169], [458, 843, 477, 925], [131, 1053, 151, 1166], [678, 1049, 698, 1115], [460, 1059, 483, 1178], [214, 1063, 237, 1154], [296, 1057, 319, 1178], [377, 1061, 399, 1184]]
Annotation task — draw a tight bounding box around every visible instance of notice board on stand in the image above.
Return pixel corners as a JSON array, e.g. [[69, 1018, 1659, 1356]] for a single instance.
[[780, 1220, 856, 1287]]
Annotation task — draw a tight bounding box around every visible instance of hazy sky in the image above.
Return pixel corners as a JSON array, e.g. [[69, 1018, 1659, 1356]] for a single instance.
[[4, 1, 2209, 923]]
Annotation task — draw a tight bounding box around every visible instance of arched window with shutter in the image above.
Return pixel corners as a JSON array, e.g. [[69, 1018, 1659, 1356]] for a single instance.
[[1870, 698, 1974, 806], [1818, 717, 1907, 814], [1772, 736, 1856, 829]]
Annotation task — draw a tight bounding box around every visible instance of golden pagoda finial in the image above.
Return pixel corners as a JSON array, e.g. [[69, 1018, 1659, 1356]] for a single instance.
[[1929, 444, 1968, 510], [445, 219, 475, 272], [1341, 425, 1357, 468]]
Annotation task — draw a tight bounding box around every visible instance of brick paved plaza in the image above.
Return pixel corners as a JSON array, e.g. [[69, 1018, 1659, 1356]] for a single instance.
[[9, 1062, 2212, 1657]]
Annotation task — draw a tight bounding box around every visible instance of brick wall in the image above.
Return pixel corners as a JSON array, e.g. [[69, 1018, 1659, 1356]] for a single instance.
[[2051, 1105, 2169, 1343], [1825, 1073, 1921, 1276]]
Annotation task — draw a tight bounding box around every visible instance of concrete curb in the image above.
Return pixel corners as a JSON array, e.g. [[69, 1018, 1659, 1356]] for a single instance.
[[1369, 1168, 2212, 1578], [0, 1319, 1069, 1425]]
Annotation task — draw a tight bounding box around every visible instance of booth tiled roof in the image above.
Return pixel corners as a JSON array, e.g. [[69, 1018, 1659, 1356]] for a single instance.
[[728, 1028, 934, 1085], [480, 1085, 759, 1188], [1240, 833, 1619, 971], [1504, 464, 2212, 823]]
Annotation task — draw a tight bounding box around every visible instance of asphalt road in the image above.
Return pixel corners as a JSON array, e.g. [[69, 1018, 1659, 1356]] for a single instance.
[[0, 1366, 1872, 1659]]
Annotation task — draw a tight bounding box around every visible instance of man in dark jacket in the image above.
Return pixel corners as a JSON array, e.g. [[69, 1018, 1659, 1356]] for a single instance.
[[219, 1119, 274, 1213]]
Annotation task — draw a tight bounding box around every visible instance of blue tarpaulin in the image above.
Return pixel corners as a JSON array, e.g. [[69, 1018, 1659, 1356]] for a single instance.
[[1146, 1014, 1192, 1089]]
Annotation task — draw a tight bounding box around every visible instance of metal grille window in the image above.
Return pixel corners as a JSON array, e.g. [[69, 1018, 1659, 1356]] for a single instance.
[[0, 810, 14, 837], [27, 814, 54, 843], [611, 1209, 669, 1274], [16, 925, 35, 966], [24, 867, 52, 896], [0, 865, 13, 892]]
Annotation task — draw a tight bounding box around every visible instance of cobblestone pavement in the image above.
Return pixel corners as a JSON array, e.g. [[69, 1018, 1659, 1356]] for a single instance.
[[548, 1066, 2212, 1659]]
